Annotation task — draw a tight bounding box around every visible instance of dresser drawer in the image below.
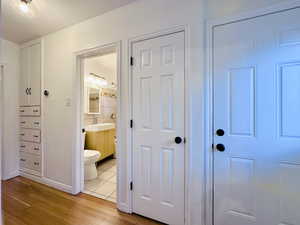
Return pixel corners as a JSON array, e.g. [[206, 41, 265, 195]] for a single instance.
[[20, 129, 41, 143], [19, 107, 29, 116], [19, 152, 30, 169], [19, 152, 41, 172], [19, 106, 41, 116], [31, 155, 41, 172], [20, 117, 41, 129], [20, 142, 41, 155], [30, 106, 41, 116]]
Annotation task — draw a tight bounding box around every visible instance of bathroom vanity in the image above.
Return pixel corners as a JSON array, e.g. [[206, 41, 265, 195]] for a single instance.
[[85, 123, 116, 161]]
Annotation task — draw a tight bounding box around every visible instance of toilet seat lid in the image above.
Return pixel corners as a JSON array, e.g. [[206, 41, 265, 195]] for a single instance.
[[84, 150, 100, 160]]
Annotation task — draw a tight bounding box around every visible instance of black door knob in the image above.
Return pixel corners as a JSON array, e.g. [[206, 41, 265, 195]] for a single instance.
[[216, 144, 225, 152], [216, 129, 225, 136], [175, 137, 183, 144], [44, 90, 49, 96]]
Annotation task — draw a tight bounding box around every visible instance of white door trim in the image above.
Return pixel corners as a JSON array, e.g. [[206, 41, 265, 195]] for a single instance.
[[0, 63, 4, 182], [72, 41, 122, 200], [205, 1, 300, 225], [128, 25, 191, 224]]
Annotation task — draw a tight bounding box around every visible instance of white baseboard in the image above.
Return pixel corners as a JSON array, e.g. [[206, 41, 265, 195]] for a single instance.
[[19, 172, 72, 194], [117, 202, 131, 213], [2, 170, 20, 180]]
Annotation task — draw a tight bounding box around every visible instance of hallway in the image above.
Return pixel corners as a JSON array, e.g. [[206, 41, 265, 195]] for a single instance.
[[2, 177, 163, 225]]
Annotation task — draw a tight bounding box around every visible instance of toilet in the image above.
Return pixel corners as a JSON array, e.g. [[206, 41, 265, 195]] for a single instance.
[[84, 150, 100, 180], [83, 132, 101, 180]]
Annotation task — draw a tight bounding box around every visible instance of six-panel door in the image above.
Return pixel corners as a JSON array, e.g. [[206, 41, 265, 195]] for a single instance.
[[213, 7, 300, 225], [132, 32, 185, 225]]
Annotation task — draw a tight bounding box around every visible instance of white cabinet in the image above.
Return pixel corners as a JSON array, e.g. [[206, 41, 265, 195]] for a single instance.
[[19, 40, 42, 177], [20, 142, 41, 155], [20, 42, 41, 106], [20, 117, 41, 129], [19, 152, 41, 173], [20, 129, 41, 143], [19, 106, 41, 116]]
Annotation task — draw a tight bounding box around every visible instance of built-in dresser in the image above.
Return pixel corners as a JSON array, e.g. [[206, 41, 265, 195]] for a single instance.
[[19, 40, 42, 177]]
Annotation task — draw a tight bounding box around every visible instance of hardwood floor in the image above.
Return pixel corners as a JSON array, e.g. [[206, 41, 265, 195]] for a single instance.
[[2, 177, 163, 225]]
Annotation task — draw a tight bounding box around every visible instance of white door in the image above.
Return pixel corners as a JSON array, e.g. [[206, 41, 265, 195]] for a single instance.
[[29, 43, 41, 106], [20, 47, 29, 106], [132, 32, 185, 225], [214, 8, 300, 225]]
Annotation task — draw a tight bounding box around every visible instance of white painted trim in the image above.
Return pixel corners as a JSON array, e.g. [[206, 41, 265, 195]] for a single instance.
[[205, 2, 300, 225], [40, 38, 45, 179], [20, 38, 43, 49], [20, 172, 73, 193], [72, 42, 123, 205], [2, 170, 20, 181], [0, 64, 4, 182], [128, 25, 191, 224]]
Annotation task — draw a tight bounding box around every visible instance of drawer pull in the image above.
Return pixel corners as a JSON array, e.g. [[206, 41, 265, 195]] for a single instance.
[[20, 158, 26, 162], [20, 145, 26, 148], [34, 147, 39, 151], [34, 122, 40, 125], [21, 121, 26, 124], [33, 110, 39, 113], [34, 162, 39, 166], [20, 110, 25, 113], [20, 133, 25, 136], [33, 135, 39, 138]]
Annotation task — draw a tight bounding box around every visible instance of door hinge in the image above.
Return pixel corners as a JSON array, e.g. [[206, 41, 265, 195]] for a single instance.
[[212, 143, 214, 148], [130, 181, 133, 191], [130, 57, 134, 66], [130, 119, 133, 128]]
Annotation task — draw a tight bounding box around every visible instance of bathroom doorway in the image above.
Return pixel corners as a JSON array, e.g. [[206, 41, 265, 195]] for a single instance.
[[77, 43, 120, 203]]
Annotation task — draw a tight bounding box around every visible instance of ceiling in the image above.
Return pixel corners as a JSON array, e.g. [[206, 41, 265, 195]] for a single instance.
[[2, 0, 136, 44], [85, 52, 117, 83]]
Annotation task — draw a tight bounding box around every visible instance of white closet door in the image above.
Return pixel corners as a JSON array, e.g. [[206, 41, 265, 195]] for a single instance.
[[20, 47, 30, 106], [29, 43, 41, 106], [132, 32, 185, 225], [213, 7, 300, 225]]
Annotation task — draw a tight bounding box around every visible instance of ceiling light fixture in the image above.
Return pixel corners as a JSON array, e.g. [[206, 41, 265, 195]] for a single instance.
[[19, 0, 32, 13], [86, 73, 108, 87]]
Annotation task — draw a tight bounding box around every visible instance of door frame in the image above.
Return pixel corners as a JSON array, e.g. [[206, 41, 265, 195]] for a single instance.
[[128, 25, 190, 223], [72, 41, 122, 199], [205, 1, 300, 225], [0, 63, 4, 182]]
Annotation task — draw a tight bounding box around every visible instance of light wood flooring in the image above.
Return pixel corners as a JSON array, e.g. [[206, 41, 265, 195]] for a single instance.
[[2, 176, 163, 225]]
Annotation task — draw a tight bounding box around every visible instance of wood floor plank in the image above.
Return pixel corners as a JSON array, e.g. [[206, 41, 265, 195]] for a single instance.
[[2, 177, 163, 225]]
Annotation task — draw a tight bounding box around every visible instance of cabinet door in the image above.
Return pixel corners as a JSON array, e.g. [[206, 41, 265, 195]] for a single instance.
[[20, 47, 29, 106], [29, 43, 41, 106]]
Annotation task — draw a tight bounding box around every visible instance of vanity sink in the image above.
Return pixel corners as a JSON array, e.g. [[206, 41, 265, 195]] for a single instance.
[[85, 123, 116, 161], [86, 123, 115, 132]]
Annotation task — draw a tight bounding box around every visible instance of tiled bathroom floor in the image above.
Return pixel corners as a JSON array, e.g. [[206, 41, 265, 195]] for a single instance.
[[84, 158, 117, 203]]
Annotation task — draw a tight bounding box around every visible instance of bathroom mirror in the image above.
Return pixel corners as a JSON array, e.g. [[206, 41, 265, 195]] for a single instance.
[[86, 87, 101, 114]]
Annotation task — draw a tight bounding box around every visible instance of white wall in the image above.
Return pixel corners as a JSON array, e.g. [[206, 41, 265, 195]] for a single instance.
[[23, 0, 293, 224], [42, 0, 205, 224], [0, 39, 20, 180]]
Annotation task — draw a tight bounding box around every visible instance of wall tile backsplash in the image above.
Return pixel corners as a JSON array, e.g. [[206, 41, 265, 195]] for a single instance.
[[84, 88, 117, 126]]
